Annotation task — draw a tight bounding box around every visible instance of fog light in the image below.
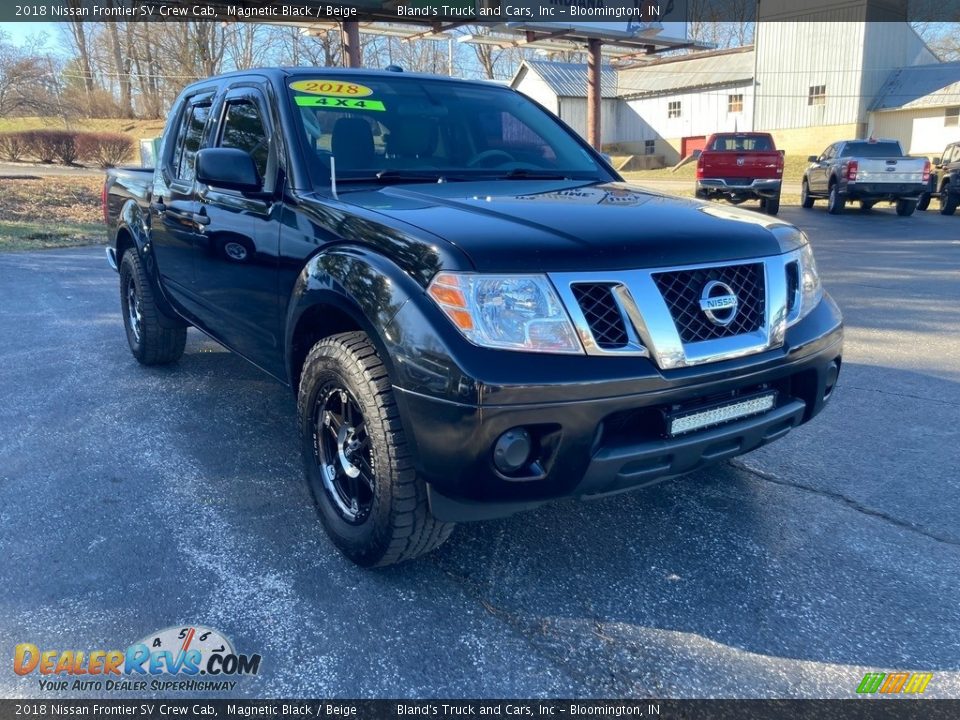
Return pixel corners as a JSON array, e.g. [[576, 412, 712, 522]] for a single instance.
[[824, 360, 839, 400], [493, 428, 532, 474]]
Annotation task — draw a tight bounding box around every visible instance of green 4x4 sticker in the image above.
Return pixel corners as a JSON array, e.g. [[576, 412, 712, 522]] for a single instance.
[[295, 95, 385, 111]]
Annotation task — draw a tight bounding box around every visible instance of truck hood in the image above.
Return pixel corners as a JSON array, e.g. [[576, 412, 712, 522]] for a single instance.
[[336, 180, 801, 272]]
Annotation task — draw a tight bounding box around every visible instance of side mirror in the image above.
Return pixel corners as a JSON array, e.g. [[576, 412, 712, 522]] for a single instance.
[[807, 155, 818, 163], [933, 157, 941, 166], [196, 148, 262, 193]]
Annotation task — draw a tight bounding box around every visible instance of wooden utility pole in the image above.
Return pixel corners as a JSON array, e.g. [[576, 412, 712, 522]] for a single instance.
[[587, 38, 602, 150], [342, 22, 361, 67]]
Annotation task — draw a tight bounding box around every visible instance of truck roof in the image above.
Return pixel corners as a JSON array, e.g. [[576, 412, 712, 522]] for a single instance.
[[179, 66, 506, 94]]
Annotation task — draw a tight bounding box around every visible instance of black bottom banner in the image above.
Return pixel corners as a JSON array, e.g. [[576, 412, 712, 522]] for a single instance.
[[2, 700, 960, 720]]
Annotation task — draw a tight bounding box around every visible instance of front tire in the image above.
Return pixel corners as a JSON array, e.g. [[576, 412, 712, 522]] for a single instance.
[[827, 183, 845, 215], [896, 198, 917, 217], [119, 251, 186, 365], [801, 180, 815, 209], [297, 331, 454, 567]]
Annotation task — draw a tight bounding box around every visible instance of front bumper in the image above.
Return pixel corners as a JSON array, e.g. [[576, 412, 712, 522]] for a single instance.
[[392, 296, 843, 522]]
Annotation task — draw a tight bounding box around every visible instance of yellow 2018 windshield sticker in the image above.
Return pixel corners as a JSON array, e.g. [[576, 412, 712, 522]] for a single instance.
[[294, 95, 386, 111], [290, 80, 373, 97]]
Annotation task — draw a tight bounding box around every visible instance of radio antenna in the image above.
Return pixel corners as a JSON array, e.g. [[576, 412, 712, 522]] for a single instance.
[[330, 155, 338, 200]]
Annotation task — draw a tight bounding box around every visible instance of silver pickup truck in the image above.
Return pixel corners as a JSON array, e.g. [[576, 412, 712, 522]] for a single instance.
[[800, 138, 930, 216]]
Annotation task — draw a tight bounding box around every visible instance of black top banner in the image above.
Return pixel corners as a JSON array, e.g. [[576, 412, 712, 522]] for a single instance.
[[3, 0, 959, 23], [2, 700, 960, 720]]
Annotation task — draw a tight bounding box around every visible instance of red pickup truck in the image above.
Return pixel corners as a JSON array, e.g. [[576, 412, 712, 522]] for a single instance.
[[695, 133, 784, 215]]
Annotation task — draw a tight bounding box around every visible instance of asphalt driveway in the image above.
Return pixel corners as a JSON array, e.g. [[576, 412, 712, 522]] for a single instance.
[[0, 204, 958, 699]]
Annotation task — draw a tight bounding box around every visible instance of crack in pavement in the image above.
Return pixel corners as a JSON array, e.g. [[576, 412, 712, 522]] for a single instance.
[[842, 384, 960, 407], [729, 459, 960, 549]]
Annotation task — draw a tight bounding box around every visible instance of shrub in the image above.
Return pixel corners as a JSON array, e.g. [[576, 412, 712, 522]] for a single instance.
[[21, 130, 80, 165], [77, 132, 134, 169], [0, 132, 27, 161]]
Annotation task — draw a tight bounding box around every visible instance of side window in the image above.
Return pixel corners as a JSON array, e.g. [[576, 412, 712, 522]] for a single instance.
[[218, 100, 269, 182], [175, 103, 210, 183]]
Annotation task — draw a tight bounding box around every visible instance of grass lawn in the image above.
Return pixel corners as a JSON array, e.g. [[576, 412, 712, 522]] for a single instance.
[[0, 176, 105, 252], [0, 116, 166, 139]]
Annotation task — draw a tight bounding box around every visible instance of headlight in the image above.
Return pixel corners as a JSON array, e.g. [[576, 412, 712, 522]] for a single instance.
[[427, 272, 583, 354], [787, 242, 823, 325]]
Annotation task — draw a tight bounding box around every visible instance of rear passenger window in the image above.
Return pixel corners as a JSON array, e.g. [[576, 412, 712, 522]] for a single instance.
[[219, 100, 269, 181], [173, 103, 210, 183]]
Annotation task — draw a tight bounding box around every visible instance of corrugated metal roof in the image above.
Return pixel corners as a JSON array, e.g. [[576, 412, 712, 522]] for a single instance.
[[870, 62, 960, 111], [617, 47, 755, 98], [522, 60, 618, 99]]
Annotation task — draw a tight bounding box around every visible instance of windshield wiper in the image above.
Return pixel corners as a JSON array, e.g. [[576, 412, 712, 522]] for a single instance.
[[337, 170, 465, 186], [493, 168, 576, 180]]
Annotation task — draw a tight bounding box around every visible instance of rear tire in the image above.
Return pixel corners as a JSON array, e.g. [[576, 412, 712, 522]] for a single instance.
[[119, 251, 186, 365], [941, 185, 957, 216], [917, 193, 930, 211], [859, 201, 875, 212], [763, 193, 780, 215], [297, 331, 454, 567], [896, 199, 917, 217], [827, 183, 845, 215]]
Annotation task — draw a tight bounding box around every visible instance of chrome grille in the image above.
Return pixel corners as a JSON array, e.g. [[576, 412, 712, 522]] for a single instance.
[[653, 263, 765, 343], [571, 284, 629, 349]]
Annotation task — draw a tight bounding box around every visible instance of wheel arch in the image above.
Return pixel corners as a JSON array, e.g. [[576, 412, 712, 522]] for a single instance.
[[115, 226, 136, 266], [285, 247, 422, 390], [116, 200, 187, 329]]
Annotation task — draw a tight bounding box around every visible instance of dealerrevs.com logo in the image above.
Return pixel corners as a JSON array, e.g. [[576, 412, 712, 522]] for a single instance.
[[13, 626, 261, 693]]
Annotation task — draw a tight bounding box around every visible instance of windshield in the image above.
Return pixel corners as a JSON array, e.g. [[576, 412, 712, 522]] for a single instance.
[[839, 142, 903, 158], [286, 75, 610, 185], [708, 135, 774, 151]]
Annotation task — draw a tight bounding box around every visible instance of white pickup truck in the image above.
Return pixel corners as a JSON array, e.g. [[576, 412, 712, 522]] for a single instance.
[[800, 138, 930, 216]]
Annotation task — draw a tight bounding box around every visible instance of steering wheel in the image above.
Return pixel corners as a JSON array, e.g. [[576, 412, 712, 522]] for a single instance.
[[467, 149, 516, 168]]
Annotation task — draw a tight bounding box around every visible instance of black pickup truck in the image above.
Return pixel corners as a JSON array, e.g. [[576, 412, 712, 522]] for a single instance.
[[918, 141, 960, 215], [104, 68, 843, 567]]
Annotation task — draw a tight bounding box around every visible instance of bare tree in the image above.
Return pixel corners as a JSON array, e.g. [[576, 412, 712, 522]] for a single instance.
[[282, 27, 342, 68], [913, 21, 960, 61], [686, 1, 755, 49], [224, 22, 275, 70], [65, 16, 96, 96], [106, 20, 133, 118], [0, 32, 60, 117], [458, 26, 563, 76]]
